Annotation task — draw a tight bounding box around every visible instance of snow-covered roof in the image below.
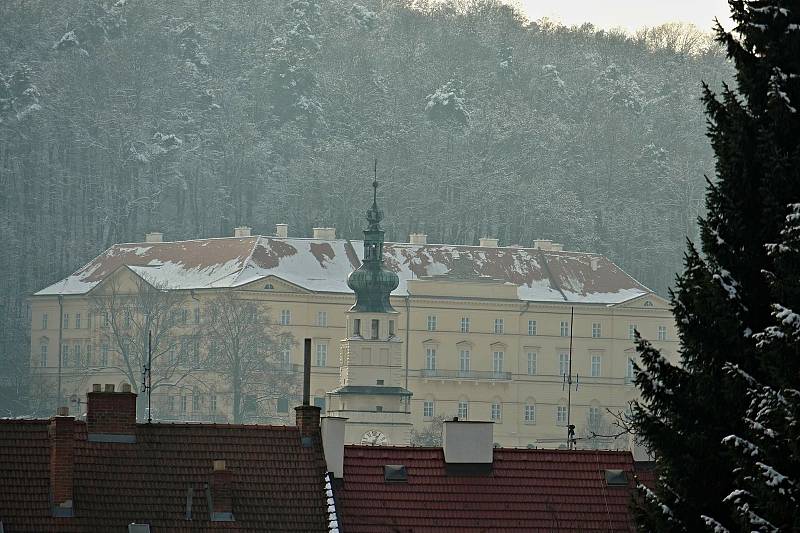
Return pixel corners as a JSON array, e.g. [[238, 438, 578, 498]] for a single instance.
[[35, 236, 652, 304]]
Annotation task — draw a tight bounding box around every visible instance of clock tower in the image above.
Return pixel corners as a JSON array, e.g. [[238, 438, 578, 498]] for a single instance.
[[327, 171, 413, 446]]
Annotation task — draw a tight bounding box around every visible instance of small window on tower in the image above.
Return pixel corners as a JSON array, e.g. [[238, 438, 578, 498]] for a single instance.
[[353, 319, 361, 337], [388, 320, 395, 337], [371, 319, 380, 339]]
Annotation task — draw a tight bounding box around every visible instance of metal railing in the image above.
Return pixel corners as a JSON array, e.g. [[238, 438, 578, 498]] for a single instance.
[[419, 368, 512, 381]]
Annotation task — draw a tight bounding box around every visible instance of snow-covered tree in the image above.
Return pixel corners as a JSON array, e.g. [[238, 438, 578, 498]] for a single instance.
[[631, 1, 800, 531]]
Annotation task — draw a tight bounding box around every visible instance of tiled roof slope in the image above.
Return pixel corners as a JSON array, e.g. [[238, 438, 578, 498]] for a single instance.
[[337, 446, 641, 533], [0, 419, 330, 532], [35, 236, 651, 304]]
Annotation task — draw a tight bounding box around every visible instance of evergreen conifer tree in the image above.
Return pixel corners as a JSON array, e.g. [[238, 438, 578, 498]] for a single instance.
[[631, 1, 799, 531]]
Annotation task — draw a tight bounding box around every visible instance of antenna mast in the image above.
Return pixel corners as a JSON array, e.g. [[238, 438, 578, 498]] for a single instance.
[[564, 306, 578, 449], [141, 330, 153, 423]]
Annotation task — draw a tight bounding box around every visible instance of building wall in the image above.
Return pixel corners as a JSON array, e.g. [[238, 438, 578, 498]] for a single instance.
[[29, 272, 676, 448]]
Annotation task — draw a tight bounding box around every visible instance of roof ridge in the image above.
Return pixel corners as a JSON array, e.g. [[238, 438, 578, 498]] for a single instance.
[[229, 235, 264, 286]]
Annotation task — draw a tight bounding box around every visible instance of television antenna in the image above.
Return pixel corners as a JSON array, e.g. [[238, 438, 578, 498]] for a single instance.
[[562, 306, 579, 449], [141, 330, 153, 423]]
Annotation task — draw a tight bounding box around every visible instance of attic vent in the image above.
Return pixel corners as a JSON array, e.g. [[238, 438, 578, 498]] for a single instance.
[[128, 524, 151, 533], [384, 464, 408, 482], [604, 469, 628, 486], [264, 283, 274, 290], [644, 300, 654, 307]]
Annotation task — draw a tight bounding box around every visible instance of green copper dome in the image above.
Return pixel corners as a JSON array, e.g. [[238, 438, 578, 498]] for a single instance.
[[347, 176, 399, 313]]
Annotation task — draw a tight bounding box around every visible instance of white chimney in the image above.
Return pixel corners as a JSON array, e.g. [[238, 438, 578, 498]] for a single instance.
[[442, 420, 494, 464], [275, 223, 288, 238], [590, 257, 600, 271], [313, 227, 336, 240], [551, 243, 563, 251], [234, 226, 252, 237], [479, 237, 499, 248], [145, 232, 163, 243], [409, 233, 427, 245], [321, 416, 348, 479], [533, 239, 552, 251]]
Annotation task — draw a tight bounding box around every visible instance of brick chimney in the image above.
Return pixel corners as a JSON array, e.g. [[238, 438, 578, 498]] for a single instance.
[[210, 460, 234, 522], [312, 227, 336, 240], [275, 223, 288, 238], [296, 405, 321, 442], [442, 420, 494, 475], [49, 407, 75, 516], [86, 383, 137, 442], [145, 232, 163, 243], [409, 233, 427, 245], [479, 237, 499, 248], [234, 226, 251, 237]]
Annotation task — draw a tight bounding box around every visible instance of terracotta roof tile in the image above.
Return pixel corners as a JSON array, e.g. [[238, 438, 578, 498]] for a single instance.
[[338, 446, 637, 533], [0, 420, 330, 532]]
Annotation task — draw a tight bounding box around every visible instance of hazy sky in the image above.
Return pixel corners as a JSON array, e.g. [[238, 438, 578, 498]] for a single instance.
[[518, 0, 733, 32]]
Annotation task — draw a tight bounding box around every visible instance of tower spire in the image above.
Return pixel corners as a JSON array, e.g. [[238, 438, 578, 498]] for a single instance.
[[347, 161, 398, 313]]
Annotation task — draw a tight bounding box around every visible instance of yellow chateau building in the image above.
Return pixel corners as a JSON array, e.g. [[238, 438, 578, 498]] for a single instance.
[[30, 188, 676, 448]]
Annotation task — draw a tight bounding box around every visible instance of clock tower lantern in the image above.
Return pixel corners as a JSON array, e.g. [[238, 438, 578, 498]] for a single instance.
[[327, 171, 413, 446]]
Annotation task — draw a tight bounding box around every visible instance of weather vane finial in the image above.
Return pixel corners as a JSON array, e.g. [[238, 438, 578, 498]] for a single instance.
[[373, 158, 378, 204]]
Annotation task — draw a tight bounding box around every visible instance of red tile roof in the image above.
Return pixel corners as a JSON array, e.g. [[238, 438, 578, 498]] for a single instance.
[[337, 446, 640, 533], [0, 419, 331, 532]]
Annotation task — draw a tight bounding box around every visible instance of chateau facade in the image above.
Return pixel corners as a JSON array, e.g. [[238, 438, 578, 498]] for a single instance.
[[30, 204, 676, 448]]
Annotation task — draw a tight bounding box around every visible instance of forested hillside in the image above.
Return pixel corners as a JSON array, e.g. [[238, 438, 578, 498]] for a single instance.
[[0, 0, 729, 411]]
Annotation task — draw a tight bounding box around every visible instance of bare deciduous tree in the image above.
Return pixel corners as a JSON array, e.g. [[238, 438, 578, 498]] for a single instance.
[[203, 293, 298, 424], [90, 273, 194, 420]]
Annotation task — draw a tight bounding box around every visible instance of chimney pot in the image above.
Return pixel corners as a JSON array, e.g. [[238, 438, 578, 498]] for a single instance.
[[57, 406, 70, 417], [92, 384, 101, 392], [121, 383, 132, 393], [479, 237, 499, 248], [409, 233, 428, 245], [104, 384, 115, 393], [213, 459, 226, 472], [551, 243, 563, 251], [234, 226, 252, 238], [275, 223, 288, 238], [533, 239, 553, 251], [145, 232, 163, 243], [312, 227, 336, 240]]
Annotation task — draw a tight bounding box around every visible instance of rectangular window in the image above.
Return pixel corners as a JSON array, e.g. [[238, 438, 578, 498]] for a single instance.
[[85, 344, 92, 366], [657, 325, 667, 341], [460, 317, 470, 333], [210, 394, 217, 412], [459, 349, 470, 373], [457, 400, 469, 420], [426, 347, 436, 370], [494, 318, 504, 334], [427, 315, 437, 332], [528, 319, 537, 336], [194, 307, 201, 324], [491, 402, 502, 421], [74, 344, 82, 368], [556, 405, 568, 425], [317, 311, 328, 327], [62, 344, 69, 367], [280, 348, 291, 369], [629, 324, 637, 340], [388, 320, 395, 337], [591, 354, 602, 377], [560, 320, 569, 337], [63, 313, 69, 329], [191, 338, 200, 368], [192, 393, 201, 412], [280, 309, 291, 326], [100, 344, 109, 367], [103, 312, 109, 327], [371, 319, 379, 339], [592, 322, 601, 338], [589, 406, 602, 428], [527, 352, 537, 375], [277, 397, 289, 413], [313, 396, 326, 413], [315, 344, 328, 367], [353, 318, 361, 336], [75, 313, 81, 329], [524, 404, 536, 423], [40, 344, 48, 367], [86, 313, 92, 329], [180, 309, 188, 325], [626, 358, 635, 384], [180, 396, 187, 414], [124, 309, 132, 328], [559, 352, 569, 376], [492, 351, 504, 373], [423, 400, 434, 418], [168, 396, 175, 412], [168, 343, 176, 366], [42, 313, 48, 329]]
